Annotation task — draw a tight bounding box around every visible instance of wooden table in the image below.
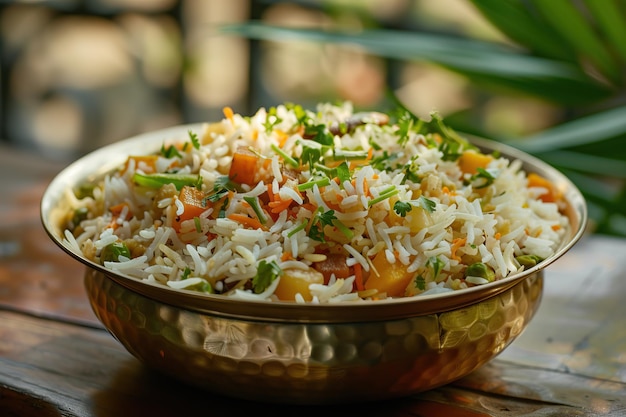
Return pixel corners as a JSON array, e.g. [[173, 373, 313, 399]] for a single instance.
[[1, 144, 625, 416]]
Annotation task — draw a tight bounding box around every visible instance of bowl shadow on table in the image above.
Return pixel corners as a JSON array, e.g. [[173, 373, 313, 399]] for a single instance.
[[91, 359, 493, 417]]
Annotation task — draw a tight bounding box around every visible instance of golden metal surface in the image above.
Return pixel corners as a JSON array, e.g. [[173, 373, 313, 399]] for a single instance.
[[85, 267, 543, 404]]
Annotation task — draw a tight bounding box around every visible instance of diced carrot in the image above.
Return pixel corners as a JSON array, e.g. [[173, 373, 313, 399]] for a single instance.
[[268, 198, 293, 214], [109, 202, 131, 217], [281, 251, 293, 262], [227, 213, 265, 230], [173, 186, 209, 232], [223, 106, 234, 122], [527, 172, 562, 203], [275, 129, 289, 147], [325, 199, 341, 211], [229, 146, 259, 186], [364, 251, 413, 298], [458, 150, 493, 175], [108, 202, 131, 229], [353, 262, 364, 291], [121, 155, 158, 175], [265, 182, 276, 203], [301, 203, 317, 213], [551, 224, 561, 231], [451, 237, 467, 262], [313, 254, 352, 285]]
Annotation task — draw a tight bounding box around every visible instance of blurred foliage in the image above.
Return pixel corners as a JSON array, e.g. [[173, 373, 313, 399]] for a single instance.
[[226, 0, 626, 236]]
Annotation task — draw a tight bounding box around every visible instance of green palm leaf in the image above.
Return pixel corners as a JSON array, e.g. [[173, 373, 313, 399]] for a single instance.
[[468, 0, 577, 61], [503, 106, 626, 153], [223, 23, 612, 104], [530, 0, 621, 84]]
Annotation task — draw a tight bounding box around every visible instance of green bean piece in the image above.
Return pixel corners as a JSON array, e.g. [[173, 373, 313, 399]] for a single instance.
[[101, 242, 131, 264]]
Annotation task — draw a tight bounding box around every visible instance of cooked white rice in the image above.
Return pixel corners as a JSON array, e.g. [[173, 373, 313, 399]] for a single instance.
[[62, 102, 569, 303]]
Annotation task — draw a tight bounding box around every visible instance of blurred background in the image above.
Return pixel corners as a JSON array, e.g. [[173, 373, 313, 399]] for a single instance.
[[1, 0, 624, 236]]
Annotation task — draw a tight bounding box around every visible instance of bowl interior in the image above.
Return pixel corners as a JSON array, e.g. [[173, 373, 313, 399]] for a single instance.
[[41, 124, 587, 322]]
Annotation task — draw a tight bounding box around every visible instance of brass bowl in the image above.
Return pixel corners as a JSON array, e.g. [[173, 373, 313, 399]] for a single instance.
[[41, 124, 586, 404]]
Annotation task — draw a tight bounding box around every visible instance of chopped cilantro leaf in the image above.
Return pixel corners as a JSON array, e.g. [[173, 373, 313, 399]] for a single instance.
[[252, 260, 282, 294], [305, 124, 334, 146], [336, 161, 351, 183], [393, 201, 412, 217], [182, 267, 192, 280], [427, 256, 445, 279], [160, 143, 182, 158], [263, 106, 283, 133], [471, 167, 496, 189], [417, 196, 436, 213], [308, 208, 337, 242], [415, 275, 426, 291], [188, 130, 200, 149]]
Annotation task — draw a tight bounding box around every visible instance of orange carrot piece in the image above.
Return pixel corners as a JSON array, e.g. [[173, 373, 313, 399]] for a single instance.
[[121, 155, 158, 175], [313, 254, 352, 285], [527, 172, 562, 203], [227, 213, 265, 230], [451, 237, 467, 262], [223, 106, 234, 122], [353, 262, 364, 291], [275, 129, 289, 147], [108, 202, 131, 229], [173, 186, 209, 232], [268, 198, 293, 213], [229, 146, 259, 186]]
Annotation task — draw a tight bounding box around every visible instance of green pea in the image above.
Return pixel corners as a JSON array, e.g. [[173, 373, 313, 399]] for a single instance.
[[516, 254, 544, 268], [465, 262, 495, 282], [74, 183, 95, 199]]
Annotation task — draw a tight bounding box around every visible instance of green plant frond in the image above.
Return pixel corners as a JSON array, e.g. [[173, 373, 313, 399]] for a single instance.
[[536, 150, 626, 180], [582, 0, 626, 66], [223, 23, 612, 104], [504, 106, 626, 153], [563, 169, 621, 204], [468, 0, 577, 61], [530, 0, 621, 85]]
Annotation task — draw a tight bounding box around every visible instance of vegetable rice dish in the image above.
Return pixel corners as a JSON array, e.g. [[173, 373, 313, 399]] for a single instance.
[[62, 102, 568, 303]]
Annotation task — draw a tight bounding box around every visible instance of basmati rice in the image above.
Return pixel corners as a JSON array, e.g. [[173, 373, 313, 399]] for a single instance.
[[61, 102, 569, 302]]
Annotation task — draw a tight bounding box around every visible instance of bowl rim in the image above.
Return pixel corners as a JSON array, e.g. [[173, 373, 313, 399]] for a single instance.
[[40, 123, 587, 323]]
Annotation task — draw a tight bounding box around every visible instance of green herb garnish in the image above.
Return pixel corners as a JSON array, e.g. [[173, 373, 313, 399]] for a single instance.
[[368, 186, 399, 207], [252, 260, 282, 294], [160, 143, 182, 158], [308, 208, 337, 242], [427, 256, 445, 279], [188, 130, 200, 150], [393, 201, 412, 217], [414, 275, 426, 291], [471, 168, 496, 189], [243, 196, 267, 224], [101, 242, 131, 264]]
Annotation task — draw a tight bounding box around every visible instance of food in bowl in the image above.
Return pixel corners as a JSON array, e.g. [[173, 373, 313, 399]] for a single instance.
[[60, 102, 568, 303]]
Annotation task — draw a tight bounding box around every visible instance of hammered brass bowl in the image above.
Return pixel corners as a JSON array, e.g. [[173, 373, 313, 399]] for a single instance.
[[41, 124, 587, 404]]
